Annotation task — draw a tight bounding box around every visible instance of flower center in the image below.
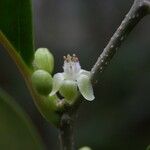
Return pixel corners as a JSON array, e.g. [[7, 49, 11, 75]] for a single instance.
[[63, 54, 81, 80]]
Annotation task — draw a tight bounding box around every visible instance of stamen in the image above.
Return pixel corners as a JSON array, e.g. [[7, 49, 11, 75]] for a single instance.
[[63, 54, 81, 80], [67, 54, 71, 62], [63, 56, 67, 60], [63, 54, 79, 62], [73, 54, 76, 57]]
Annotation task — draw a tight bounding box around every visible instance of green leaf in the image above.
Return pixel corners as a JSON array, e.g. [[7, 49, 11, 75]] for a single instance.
[[0, 0, 34, 66], [0, 88, 46, 150], [0, 0, 60, 127]]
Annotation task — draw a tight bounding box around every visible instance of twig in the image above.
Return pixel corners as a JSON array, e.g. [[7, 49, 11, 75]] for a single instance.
[[91, 0, 150, 80]]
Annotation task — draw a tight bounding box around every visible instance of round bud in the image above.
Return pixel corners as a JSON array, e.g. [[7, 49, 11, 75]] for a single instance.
[[59, 80, 78, 102], [79, 146, 92, 150], [32, 70, 52, 95], [33, 48, 54, 74]]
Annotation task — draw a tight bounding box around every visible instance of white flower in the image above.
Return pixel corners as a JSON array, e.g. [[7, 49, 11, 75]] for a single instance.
[[50, 54, 95, 101]]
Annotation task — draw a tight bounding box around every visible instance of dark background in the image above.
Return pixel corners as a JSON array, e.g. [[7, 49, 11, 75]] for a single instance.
[[0, 0, 150, 149]]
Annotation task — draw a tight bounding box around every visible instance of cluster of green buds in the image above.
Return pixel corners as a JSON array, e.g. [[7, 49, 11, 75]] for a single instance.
[[32, 48, 95, 103], [32, 48, 54, 96]]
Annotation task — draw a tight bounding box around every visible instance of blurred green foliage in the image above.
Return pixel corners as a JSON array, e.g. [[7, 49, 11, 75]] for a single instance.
[[0, 0, 34, 65], [0, 88, 45, 150], [146, 145, 150, 150]]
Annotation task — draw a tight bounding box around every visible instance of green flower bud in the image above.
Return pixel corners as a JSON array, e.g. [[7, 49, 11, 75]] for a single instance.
[[32, 70, 52, 95], [33, 48, 54, 73], [59, 80, 78, 102], [79, 146, 92, 150]]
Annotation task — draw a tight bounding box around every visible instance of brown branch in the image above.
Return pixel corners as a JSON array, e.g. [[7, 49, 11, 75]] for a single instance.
[[91, 0, 150, 80]]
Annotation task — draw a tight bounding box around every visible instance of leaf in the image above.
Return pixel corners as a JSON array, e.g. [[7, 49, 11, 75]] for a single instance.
[[0, 88, 46, 150], [0, 0, 60, 127], [0, 0, 34, 66]]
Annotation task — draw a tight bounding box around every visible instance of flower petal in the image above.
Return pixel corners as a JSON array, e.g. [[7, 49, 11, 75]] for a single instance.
[[50, 73, 64, 96], [77, 74, 95, 101], [79, 69, 91, 77]]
